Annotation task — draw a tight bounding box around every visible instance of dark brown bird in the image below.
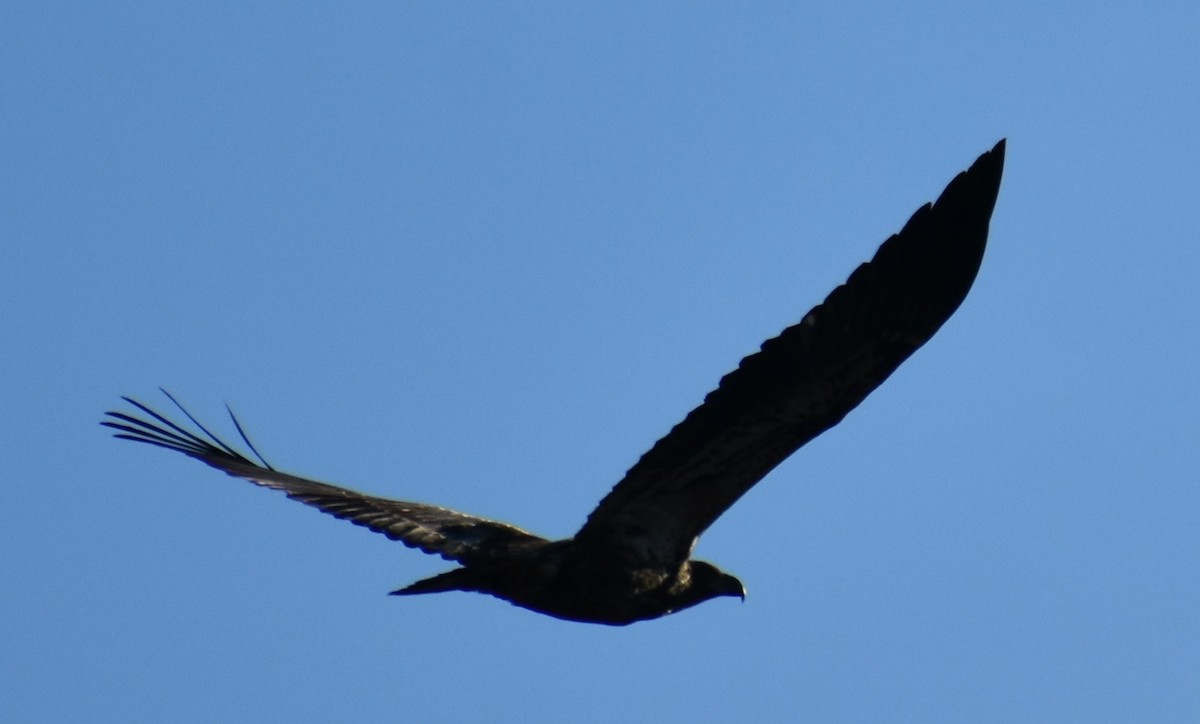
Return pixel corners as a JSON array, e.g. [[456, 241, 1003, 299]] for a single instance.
[[104, 140, 1005, 625]]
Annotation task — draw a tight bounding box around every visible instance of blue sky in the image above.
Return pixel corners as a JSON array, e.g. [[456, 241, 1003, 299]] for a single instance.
[[3, 3, 1197, 721]]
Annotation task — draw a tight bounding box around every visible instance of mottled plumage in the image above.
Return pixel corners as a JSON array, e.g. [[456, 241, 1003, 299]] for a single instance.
[[104, 140, 1004, 625]]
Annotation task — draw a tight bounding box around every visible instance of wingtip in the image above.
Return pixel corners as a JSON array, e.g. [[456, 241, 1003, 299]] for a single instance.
[[991, 138, 1006, 163], [977, 138, 1006, 171], [956, 139, 1006, 211]]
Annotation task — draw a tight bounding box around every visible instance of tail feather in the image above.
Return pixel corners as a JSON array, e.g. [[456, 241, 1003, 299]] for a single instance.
[[390, 567, 485, 596]]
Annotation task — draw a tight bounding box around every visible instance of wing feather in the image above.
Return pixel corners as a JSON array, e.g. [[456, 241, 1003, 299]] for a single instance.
[[103, 393, 547, 564], [576, 140, 1006, 565]]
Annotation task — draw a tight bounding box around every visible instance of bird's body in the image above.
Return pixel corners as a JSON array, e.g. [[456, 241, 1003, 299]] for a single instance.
[[105, 140, 1005, 625], [395, 542, 739, 625]]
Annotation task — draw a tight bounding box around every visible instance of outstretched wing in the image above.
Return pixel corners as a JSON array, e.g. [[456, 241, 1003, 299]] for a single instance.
[[103, 392, 548, 565], [577, 140, 1006, 566]]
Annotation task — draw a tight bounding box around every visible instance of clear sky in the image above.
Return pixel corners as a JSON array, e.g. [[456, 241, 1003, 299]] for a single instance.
[[3, 3, 1197, 722]]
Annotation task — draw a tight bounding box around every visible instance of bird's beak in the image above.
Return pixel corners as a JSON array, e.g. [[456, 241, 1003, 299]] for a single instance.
[[726, 575, 746, 602]]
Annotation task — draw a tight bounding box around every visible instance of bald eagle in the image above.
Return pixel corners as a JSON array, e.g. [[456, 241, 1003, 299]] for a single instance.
[[104, 140, 1005, 625]]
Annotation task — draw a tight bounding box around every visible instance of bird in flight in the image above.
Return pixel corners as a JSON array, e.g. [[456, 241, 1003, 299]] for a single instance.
[[104, 140, 1005, 625]]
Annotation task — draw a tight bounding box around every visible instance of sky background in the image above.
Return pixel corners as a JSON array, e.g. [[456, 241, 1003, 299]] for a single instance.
[[3, 3, 1198, 722]]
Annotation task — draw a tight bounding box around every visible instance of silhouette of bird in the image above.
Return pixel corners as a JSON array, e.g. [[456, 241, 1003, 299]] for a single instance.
[[104, 140, 1005, 625]]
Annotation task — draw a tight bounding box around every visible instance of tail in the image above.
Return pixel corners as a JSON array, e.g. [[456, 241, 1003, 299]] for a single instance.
[[390, 567, 488, 596]]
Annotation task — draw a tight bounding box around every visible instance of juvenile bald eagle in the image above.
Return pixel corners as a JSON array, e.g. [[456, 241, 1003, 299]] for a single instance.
[[104, 140, 1005, 625]]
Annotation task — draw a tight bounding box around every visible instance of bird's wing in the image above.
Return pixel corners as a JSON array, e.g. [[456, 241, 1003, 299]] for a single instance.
[[103, 392, 548, 565], [576, 140, 1006, 566]]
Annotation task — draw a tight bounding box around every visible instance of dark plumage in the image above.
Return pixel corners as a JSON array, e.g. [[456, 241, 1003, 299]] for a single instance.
[[104, 140, 1005, 625]]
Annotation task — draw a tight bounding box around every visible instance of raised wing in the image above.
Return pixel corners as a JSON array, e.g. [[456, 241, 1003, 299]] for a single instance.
[[576, 140, 1006, 566], [103, 392, 547, 564]]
